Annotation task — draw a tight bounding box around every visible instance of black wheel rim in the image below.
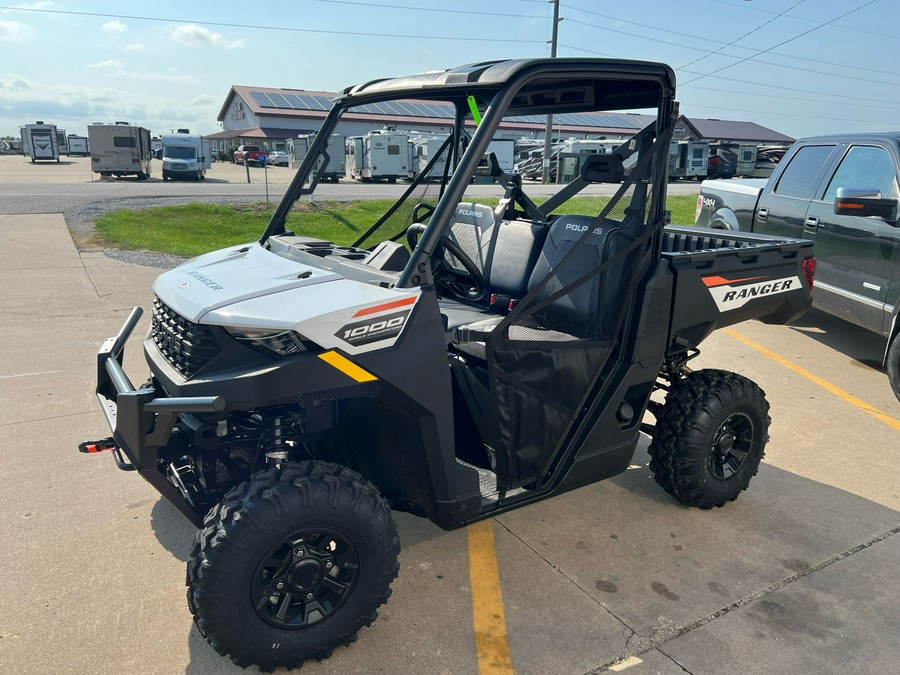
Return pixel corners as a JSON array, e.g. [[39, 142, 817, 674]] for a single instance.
[[252, 528, 359, 629], [708, 412, 754, 480]]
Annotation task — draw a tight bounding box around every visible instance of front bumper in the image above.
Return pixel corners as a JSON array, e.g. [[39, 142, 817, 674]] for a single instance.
[[91, 307, 225, 526]]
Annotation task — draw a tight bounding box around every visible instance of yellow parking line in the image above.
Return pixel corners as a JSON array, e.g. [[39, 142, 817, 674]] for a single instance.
[[467, 519, 514, 674], [724, 328, 900, 433]]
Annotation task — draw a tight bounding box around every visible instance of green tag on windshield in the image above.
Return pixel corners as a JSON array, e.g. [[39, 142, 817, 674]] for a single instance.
[[467, 95, 482, 126]]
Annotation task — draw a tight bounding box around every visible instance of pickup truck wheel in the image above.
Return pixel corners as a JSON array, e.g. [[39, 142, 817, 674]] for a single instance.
[[648, 369, 770, 509], [887, 333, 900, 403], [186, 461, 400, 671]]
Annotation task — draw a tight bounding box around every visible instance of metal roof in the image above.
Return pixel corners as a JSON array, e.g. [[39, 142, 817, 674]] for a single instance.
[[682, 117, 794, 143]]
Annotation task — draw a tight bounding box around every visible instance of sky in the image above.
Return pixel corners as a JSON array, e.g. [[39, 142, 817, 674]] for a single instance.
[[1, 0, 899, 141]]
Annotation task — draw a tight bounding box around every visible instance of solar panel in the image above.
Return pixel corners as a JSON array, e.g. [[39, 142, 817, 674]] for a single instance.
[[250, 92, 276, 108], [284, 94, 304, 109], [267, 93, 290, 108], [380, 101, 407, 116], [302, 95, 330, 111]]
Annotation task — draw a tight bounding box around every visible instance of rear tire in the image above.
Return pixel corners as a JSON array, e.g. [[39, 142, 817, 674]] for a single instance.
[[648, 369, 770, 509], [187, 461, 400, 671], [887, 333, 900, 403]]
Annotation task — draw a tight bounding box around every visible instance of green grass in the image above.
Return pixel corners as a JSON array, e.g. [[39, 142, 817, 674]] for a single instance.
[[93, 194, 700, 257]]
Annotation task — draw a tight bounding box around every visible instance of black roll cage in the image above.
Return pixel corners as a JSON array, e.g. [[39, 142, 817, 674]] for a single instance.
[[260, 59, 676, 291]]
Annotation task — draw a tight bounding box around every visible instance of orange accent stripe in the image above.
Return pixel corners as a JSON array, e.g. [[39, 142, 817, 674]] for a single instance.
[[702, 274, 765, 288], [836, 202, 864, 209], [352, 296, 416, 318]]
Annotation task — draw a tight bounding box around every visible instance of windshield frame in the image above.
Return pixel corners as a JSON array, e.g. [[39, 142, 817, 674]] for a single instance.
[[259, 58, 676, 290]]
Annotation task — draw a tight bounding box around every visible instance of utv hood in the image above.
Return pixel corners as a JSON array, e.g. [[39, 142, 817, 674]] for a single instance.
[[153, 243, 341, 323]]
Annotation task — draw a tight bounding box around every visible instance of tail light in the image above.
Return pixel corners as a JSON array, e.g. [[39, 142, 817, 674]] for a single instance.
[[695, 194, 704, 223], [802, 257, 816, 292]]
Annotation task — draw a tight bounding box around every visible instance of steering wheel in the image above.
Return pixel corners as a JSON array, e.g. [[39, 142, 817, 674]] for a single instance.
[[406, 223, 486, 301]]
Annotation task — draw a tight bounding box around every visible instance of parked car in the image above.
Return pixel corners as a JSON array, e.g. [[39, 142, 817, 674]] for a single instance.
[[696, 132, 900, 402], [266, 150, 289, 166]]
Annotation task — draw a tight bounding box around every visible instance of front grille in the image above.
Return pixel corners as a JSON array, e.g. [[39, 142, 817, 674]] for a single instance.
[[151, 296, 220, 378]]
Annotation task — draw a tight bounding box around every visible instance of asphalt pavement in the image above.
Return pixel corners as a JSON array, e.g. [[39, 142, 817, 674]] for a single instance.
[[0, 164, 898, 675]]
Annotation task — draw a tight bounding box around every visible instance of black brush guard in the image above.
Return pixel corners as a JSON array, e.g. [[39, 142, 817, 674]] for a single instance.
[[89, 307, 225, 526]]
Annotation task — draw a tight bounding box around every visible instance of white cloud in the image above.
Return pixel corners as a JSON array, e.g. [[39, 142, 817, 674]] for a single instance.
[[124, 42, 145, 52], [0, 74, 32, 92], [102, 19, 127, 34], [88, 59, 125, 74], [190, 94, 217, 106], [9, 2, 54, 10], [0, 19, 35, 42], [169, 24, 244, 50], [85, 59, 196, 85]]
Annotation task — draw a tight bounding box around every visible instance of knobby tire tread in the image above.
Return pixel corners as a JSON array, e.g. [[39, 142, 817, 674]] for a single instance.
[[186, 461, 400, 671], [648, 369, 770, 509]]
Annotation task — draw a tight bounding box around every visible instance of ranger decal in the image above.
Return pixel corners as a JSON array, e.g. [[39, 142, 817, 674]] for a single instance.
[[705, 275, 803, 312]]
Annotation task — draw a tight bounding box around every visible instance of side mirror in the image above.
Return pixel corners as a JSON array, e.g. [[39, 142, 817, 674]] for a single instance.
[[834, 186, 898, 221]]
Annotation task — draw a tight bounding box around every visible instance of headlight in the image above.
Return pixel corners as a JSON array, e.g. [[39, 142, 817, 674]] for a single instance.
[[226, 328, 313, 357]]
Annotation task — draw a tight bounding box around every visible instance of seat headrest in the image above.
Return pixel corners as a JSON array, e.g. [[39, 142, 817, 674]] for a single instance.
[[549, 215, 605, 243], [453, 202, 495, 227]]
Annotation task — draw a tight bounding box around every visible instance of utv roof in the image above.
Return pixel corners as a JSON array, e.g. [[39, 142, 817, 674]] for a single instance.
[[336, 58, 676, 114]]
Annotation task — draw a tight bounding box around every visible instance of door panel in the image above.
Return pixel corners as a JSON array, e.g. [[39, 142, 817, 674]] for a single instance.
[[756, 144, 838, 240], [806, 144, 900, 334]]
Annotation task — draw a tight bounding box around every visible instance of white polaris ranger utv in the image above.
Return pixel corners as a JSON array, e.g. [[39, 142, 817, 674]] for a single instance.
[[81, 58, 814, 670]]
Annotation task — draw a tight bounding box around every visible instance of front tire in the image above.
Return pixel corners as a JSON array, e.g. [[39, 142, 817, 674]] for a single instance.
[[887, 333, 900, 403], [648, 369, 770, 509], [187, 462, 400, 671]]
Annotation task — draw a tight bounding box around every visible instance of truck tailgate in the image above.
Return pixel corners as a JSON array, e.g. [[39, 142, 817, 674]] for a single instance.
[[662, 225, 814, 349]]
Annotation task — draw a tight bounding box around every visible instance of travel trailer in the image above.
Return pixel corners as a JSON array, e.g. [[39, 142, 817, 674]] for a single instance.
[[347, 129, 408, 182], [55, 129, 68, 156], [87, 123, 152, 179], [288, 134, 345, 180], [409, 135, 450, 180], [668, 140, 710, 180], [20, 122, 59, 162], [160, 132, 211, 181], [67, 135, 90, 156]]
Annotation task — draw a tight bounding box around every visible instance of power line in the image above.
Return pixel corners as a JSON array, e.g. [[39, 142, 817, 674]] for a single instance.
[[679, 0, 879, 86], [683, 102, 900, 126], [0, 5, 546, 43], [561, 41, 900, 108], [309, 0, 545, 19], [558, 42, 900, 125], [677, 0, 807, 71], [707, 0, 900, 42], [681, 83, 900, 113], [561, 5, 900, 83]]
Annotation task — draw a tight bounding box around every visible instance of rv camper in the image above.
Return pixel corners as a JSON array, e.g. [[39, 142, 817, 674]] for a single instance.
[[87, 123, 152, 179], [668, 140, 709, 181], [347, 129, 408, 182], [410, 135, 450, 180], [288, 134, 345, 181], [67, 135, 90, 156], [21, 122, 60, 163], [55, 129, 68, 156], [160, 132, 211, 181]]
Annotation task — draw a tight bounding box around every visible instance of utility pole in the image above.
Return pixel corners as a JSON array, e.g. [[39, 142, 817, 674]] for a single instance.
[[541, 0, 561, 184]]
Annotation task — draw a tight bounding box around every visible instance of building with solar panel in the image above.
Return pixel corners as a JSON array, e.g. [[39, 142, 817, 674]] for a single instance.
[[208, 85, 652, 162]]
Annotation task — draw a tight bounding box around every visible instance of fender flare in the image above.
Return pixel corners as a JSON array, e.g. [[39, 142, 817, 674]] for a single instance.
[[708, 207, 741, 231]]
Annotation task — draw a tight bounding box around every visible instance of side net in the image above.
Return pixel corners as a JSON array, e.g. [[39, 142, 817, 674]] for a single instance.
[[485, 138, 663, 490]]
